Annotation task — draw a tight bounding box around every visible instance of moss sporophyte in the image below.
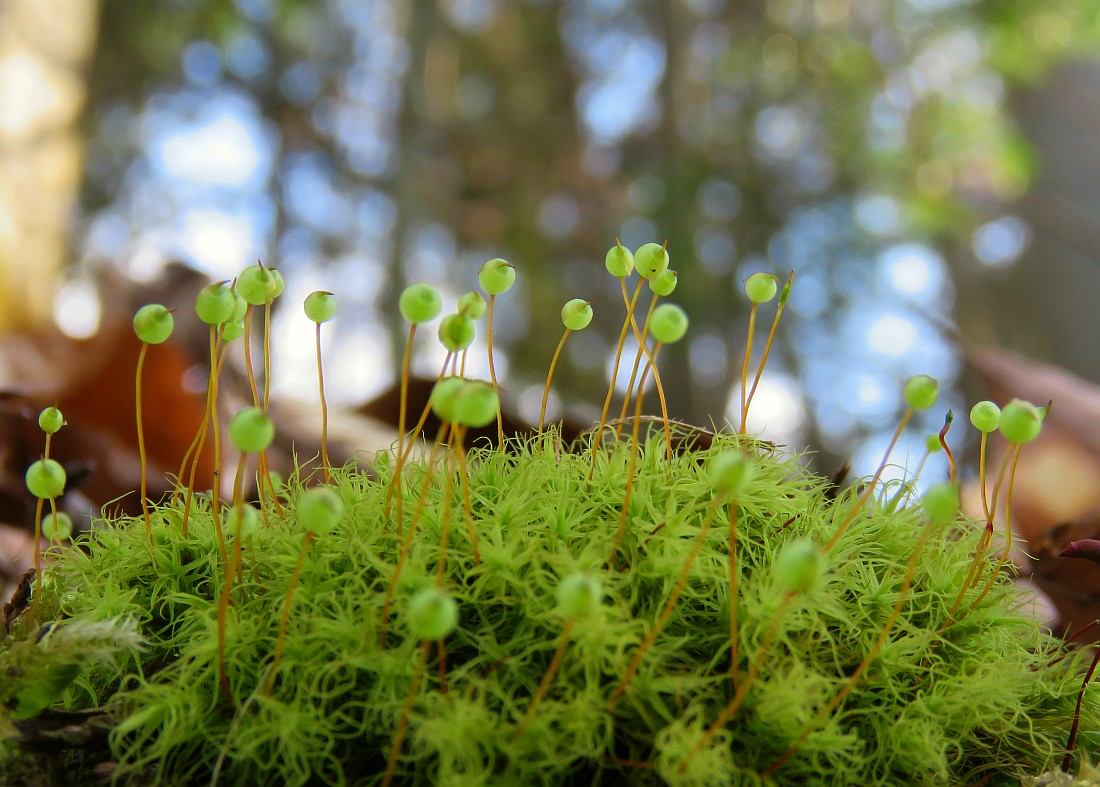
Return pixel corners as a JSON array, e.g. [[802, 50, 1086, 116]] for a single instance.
[[1, 248, 1098, 787]]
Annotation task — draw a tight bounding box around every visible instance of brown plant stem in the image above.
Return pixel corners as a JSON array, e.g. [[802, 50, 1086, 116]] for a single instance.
[[539, 328, 571, 433], [382, 639, 431, 787], [589, 279, 644, 477], [514, 618, 576, 738], [823, 408, 912, 553], [766, 516, 941, 777], [381, 428, 448, 649], [262, 530, 315, 695], [315, 321, 331, 483], [610, 494, 722, 709], [680, 591, 797, 772], [742, 272, 793, 431], [486, 294, 503, 447]]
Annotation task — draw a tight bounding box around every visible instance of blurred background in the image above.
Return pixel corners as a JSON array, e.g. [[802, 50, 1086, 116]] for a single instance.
[[5, 0, 1100, 629]]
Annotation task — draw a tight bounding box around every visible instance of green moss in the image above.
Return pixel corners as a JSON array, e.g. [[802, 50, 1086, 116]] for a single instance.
[[2, 429, 1096, 785]]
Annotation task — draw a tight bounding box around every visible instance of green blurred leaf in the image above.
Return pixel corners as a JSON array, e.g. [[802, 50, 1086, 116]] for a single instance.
[[12, 663, 81, 720]]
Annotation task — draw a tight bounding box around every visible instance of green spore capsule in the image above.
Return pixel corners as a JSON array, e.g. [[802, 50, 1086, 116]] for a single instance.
[[407, 586, 458, 641], [438, 313, 476, 353], [650, 269, 678, 297], [556, 573, 602, 619], [745, 272, 778, 304], [270, 269, 285, 299], [453, 381, 500, 428], [999, 399, 1042, 444], [708, 451, 756, 498], [38, 407, 64, 435], [561, 299, 593, 331], [604, 242, 634, 278], [304, 291, 337, 324], [132, 304, 175, 345], [228, 407, 275, 454], [219, 319, 246, 343], [195, 281, 237, 326], [226, 505, 260, 538], [297, 486, 344, 534], [649, 303, 689, 344], [237, 264, 279, 306], [41, 511, 73, 541], [634, 242, 669, 280], [969, 400, 1001, 434], [229, 289, 248, 322], [26, 459, 66, 499], [903, 374, 939, 411], [430, 377, 464, 423], [778, 275, 793, 306], [921, 482, 959, 525], [478, 258, 516, 295], [773, 537, 825, 594], [399, 283, 443, 324], [457, 291, 487, 320], [924, 433, 943, 454]]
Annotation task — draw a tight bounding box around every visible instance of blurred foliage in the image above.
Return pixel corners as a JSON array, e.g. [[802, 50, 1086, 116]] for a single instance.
[[76, 0, 1100, 457]]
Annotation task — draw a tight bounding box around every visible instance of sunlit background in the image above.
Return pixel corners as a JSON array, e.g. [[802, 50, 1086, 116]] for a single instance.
[[3, 0, 1100, 486]]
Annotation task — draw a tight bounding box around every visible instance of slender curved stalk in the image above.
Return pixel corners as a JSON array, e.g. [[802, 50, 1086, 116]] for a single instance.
[[589, 279, 644, 474], [454, 431, 481, 565], [1063, 645, 1100, 773], [607, 347, 662, 569], [209, 342, 228, 569], [968, 444, 1024, 611], [383, 639, 431, 787], [611, 494, 721, 709], [29, 432, 57, 613], [315, 322, 331, 483], [242, 306, 260, 408], [436, 429, 458, 582], [766, 517, 941, 777], [29, 498, 44, 617], [262, 530, 315, 695], [385, 355, 452, 531], [486, 294, 503, 447], [823, 408, 912, 553], [216, 452, 251, 706], [394, 324, 418, 527], [727, 500, 740, 688], [977, 432, 991, 521], [262, 302, 273, 411], [381, 428, 448, 649], [618, 282, 674, 459], [258, 303, 282, 515], [180, 327, 221, 537], [680, 591, 797, 772], [514, 618, 576, 738], [938, 411, 956, 484], [738, 303, 758, 434], [742, 272, 793, 430], [135, 342, 155, 550], [615, 295, 659, 435], [539, 329, 571, 432], [942, 448, 1013, 628]]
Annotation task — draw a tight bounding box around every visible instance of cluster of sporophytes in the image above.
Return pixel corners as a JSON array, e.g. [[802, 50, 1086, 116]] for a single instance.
[[1, 250, 1098, 786]]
